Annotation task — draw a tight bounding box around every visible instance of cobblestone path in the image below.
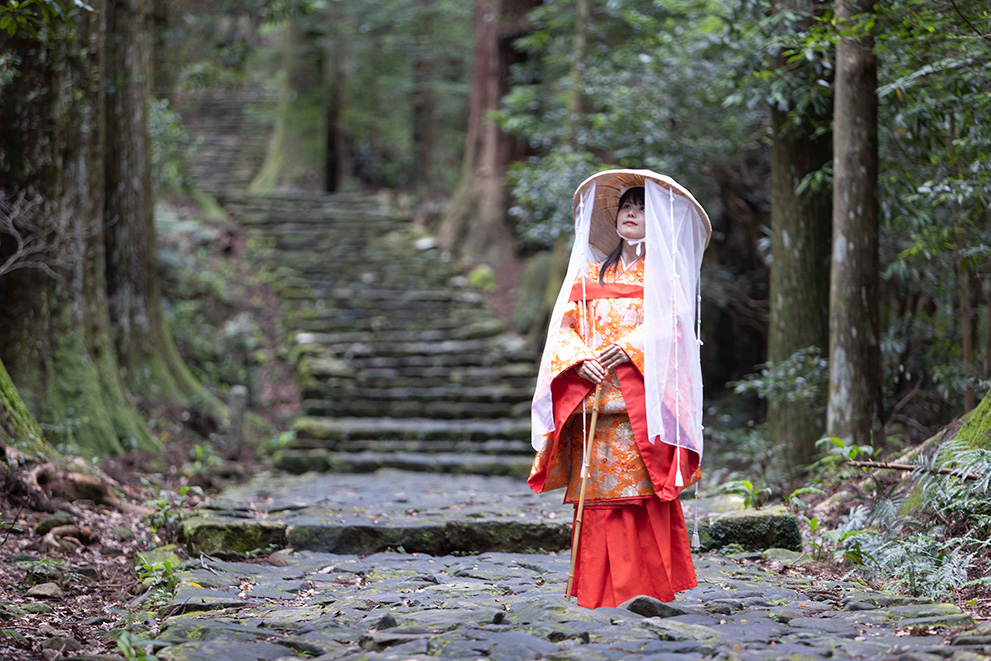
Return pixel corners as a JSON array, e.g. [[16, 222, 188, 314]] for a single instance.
[[158, 531, 985, 661]]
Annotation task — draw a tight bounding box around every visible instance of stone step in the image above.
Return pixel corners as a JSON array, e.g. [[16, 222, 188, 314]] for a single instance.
[[309, 352, 529, 371], [274, 449, 533, 477], [293, 313, 477, 334], [297, 358, 534, 385], [301, 398, 528, 420], [298, 353, 534, 373], [185, 472, 803, 558], [305, 287, 481, 304], [293, 416, 531, 443], [301, 384, 528, 404], [305, 337, 527, 359], [292, 321, 507, 344], [292, 318, 478, 335], [279, 291, 483, 310], [290, 437, 531, 454], [301, 376, 534, 398]]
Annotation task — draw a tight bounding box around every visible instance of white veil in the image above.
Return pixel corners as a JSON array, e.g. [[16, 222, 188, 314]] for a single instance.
[[530, 170, 710, 461], [530, 182, 600, 450]]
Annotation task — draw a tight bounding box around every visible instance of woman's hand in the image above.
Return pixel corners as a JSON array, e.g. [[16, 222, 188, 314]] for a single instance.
[[575, 359, 607, 384], [598, 343, 631, 370]]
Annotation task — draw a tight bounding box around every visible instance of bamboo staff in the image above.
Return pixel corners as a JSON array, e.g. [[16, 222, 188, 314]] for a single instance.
[[566, 383, 603, 601]]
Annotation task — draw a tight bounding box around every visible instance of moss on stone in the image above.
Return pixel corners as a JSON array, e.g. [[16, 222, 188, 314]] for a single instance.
[[181, 516, 287, 558], [703, 505, 802, 552]]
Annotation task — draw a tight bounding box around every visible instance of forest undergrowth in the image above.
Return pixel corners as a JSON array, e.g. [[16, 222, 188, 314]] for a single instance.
[[0, 198, 301, 660], [711, 394, 991, 626]]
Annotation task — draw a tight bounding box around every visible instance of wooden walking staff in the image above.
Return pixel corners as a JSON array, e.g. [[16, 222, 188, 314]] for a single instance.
[[566, 383, 603, 601]]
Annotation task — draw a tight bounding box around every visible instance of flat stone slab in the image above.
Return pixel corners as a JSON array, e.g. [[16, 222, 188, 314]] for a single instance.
[[154, 550, 980, 660], [190, 470, 800, 557]]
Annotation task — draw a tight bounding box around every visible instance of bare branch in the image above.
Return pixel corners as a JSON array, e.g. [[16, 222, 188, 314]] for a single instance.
[[948, 0, 991, 45], [0, 191, 67, 281], [849, 459, 981, 481]]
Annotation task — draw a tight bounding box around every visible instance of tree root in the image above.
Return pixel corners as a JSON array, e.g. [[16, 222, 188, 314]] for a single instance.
[[2, 447, 148, 515], [43, 524, 96, 549]]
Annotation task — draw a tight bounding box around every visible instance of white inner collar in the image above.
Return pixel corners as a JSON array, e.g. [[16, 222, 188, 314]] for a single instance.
[[619, 254, 643, 272]]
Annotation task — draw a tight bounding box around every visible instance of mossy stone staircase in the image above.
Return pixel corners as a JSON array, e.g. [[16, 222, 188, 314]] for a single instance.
[[222, 193, 537, 475]]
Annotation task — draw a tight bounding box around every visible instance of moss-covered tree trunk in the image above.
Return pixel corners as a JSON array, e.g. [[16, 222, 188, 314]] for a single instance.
[[0, 2, 160, 456], [104, 0, 212, 414], [252, 18, 328, 192], [0, 360, 47, 457]]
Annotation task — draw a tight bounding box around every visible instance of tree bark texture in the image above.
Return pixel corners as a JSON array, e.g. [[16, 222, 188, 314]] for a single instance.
[[960, 256, 975, 412], [0, 359, 47, 456], [252, 19, 326, 192], [827, 0, 880, 444], [0, 3, 160, 456], [105, 0, 207, 411], [438, 0, 532, 264], [324, 7, 353, 193], [767, 105, 832, 471], [565, 0, 589, 142], [151, 0, 175, 100], [411, 0, 436, 191]]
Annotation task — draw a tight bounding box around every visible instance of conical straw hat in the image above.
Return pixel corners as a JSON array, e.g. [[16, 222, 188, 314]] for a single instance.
[[571, 169, 712, 256]]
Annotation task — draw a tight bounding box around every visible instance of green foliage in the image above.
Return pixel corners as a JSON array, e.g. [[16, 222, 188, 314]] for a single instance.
[[814, 436, 877, 467], [149, 98, 197, 194], [134, 553, 180, 593], [108, 628, 170, 661], [720, 479, 771, 510], [730, 345, 829, 415], [157, 210, 268, 398], [502, 0, 763, 247], [144, 485, 203, 541], [507, 151, 597, 247], [0, 0, 87, 39], [810, 439, 991, 599]]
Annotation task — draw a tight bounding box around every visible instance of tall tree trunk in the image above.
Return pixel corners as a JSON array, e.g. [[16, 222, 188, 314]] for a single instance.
[[766, 0, 833, 476], [411, 0, 436, 192], [767, 114, 832, 474], [324, 6, 353, 193], [252, 19, 325, 192], [565, 0, 589, 142], [0, 2, 160, 456], [151, 0, 175, 101], [960, 255, 975, 412], [438, 0, 531, 264], [105, 0, 212, 413], [767, 104, 832, 473], [827, 0, 880, 444]]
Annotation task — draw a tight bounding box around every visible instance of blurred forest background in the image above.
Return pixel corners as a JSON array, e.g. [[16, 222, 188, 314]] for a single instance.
[[1, 0, 991, 625]]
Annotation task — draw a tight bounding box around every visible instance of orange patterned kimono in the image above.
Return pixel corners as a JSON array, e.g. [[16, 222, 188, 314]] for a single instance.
[[529, 258, 699, 608]]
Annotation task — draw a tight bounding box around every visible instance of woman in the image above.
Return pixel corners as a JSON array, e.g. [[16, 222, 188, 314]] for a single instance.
[[529, 169, 710, 609]]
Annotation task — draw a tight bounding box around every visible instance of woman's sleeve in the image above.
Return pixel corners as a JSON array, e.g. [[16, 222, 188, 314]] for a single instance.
[[549, 300, 597, 379], [615, 324, 645, 374]]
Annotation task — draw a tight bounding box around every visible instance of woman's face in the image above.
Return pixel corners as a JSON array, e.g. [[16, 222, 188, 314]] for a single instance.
[[616, 196, 646, 241]]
